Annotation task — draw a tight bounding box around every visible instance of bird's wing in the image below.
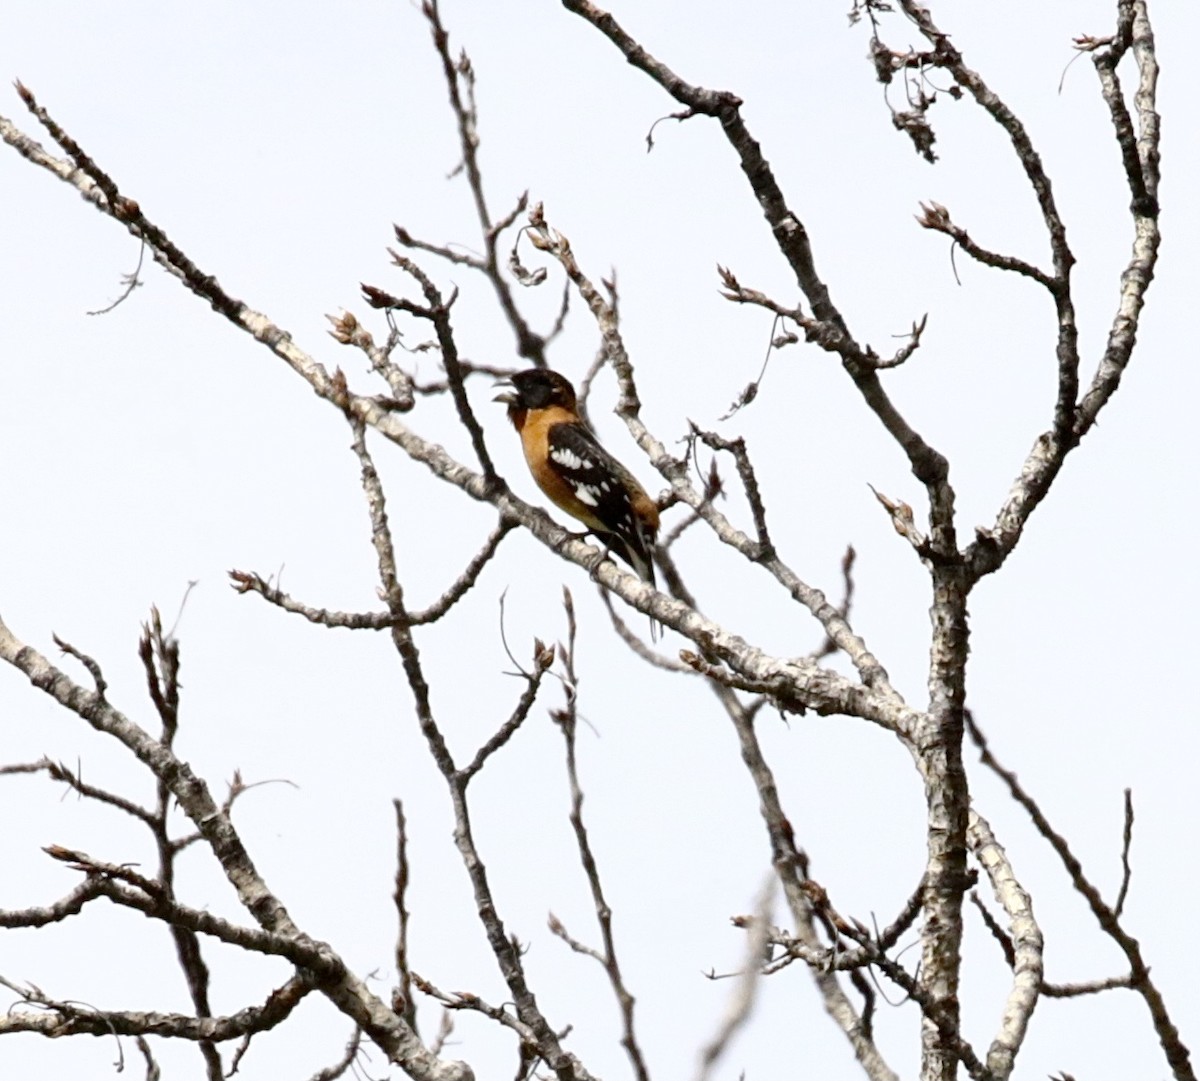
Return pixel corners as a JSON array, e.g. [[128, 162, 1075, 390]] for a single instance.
[[546, 422, 657, 584]]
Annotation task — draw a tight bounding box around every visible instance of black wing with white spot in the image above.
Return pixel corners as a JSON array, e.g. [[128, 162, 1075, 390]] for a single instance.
[[546, 421, 656, 584]]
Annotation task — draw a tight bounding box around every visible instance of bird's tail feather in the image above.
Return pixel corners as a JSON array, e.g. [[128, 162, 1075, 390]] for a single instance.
[[600, 532, 661, 641]]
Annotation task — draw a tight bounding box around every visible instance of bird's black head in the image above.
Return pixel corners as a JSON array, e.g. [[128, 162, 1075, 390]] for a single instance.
[[494, 368, 578, 413]]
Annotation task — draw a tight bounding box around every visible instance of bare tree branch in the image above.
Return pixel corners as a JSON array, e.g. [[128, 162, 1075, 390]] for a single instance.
[[965, 4, 1160, 584], [550, 589, 649, 1081], [229, 521, 514, 629], [966, 809, 1043, 1080], [1115, 787, 1135, 919], [966, 712, 1193, 1081], [421, 0, 546, 364], [0, 756, 154, 825], [0, 614, 469, 1081], [695, 875, 773, 1081], [137, 610, 223, 1080], [0, 970, 320, 1043], [308, 1029, 364, 1081], [393, 801, 419, 1036], [342, 393, 596, 1081], [914, 202, 1054, 289]]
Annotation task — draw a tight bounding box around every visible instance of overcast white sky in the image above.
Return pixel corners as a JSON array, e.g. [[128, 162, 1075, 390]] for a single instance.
[[1, 2, 1196, 1079]]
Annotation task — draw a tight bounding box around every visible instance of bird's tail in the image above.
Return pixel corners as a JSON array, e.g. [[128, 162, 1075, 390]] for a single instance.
[[605, 532, 661, 641]]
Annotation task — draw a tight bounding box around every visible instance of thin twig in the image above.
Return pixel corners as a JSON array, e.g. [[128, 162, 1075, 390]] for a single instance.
[[695, 875, 773, 1081], [422, 1, 545, 363], [393, 801, 418, 1035], [1115, 787, 1134, 919], [551, 588, 650, 1081]]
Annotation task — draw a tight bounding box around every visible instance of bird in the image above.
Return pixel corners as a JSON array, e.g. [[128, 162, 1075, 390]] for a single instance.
[[495, 368, 661, 626]]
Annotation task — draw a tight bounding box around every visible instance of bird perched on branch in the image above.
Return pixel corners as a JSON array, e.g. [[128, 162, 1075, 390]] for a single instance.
[[495, 368, 661, 614]]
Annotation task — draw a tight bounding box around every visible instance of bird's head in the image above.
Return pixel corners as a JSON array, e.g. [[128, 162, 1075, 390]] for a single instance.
[[493, 368, 578, 416]]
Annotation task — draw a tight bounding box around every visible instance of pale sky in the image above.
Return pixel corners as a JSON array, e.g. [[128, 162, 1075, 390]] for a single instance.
[[1, 2, 1196, 1079]]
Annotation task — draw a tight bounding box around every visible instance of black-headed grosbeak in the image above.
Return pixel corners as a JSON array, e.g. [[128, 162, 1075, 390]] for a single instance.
[[495, 368, 660, 591]]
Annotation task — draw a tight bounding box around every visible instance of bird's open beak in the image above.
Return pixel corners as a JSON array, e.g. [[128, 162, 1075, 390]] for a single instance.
[[493, 377, 517, 406]]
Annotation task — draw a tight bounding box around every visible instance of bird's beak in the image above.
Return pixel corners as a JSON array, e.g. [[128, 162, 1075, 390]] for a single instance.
[[493, 377, 517, 406]]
